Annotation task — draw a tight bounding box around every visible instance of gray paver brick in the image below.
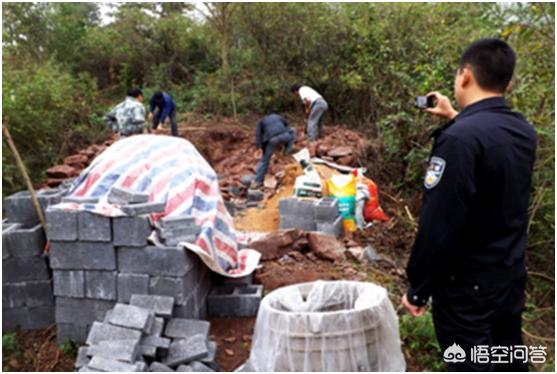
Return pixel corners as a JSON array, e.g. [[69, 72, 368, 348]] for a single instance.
[[316, 215, 343, 238], [139, 344, 157, 358], [121, 202, 166, 216], [314, 197, 339, 221], [2, 256, 50, 282], [141, 335, 171, 349], [2, 305, 54, 331], [149, 362, 174, 372], [149, 276, 186, 304], [57, 323, 90, 345], [129, 294, 175, 318], [190, 361, 215, 372], [78, 211, 112, 242], [207, 285, 263, 317], [148, 317, 165, 336], [23, 280, 54, 307], [118, 246, 192, 276], [3, 224, 45, 257], [113, 215, 152, 246], [85, 271, 117, 300], [53, 270, 85, 298], [61, 196, 99, 204], [88, 356, 141, 372], [108, 186, 150, 205], [2, 221, 22, 259], [165, 334, 209, 367], [159, 215, 196, 230], [56, 298, 115, 325], [87, 338, 141, 362], [86, 321, 142, 346], [3, 191, 39, 225], [45, 207, 78, 241], [164, 318, 210, 340], [117, 273, 149, 303], [50, 241, 116, 270], [75, 347, 90, 369], [107, 303, 153, 331]]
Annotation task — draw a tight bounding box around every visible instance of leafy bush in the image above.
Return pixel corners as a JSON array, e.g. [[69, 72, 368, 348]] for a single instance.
[[2, 332, 17, 352], [2, 59, 108, 194]]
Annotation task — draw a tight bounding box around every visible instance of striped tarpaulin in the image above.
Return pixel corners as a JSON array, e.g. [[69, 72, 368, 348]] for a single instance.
[[59, 134, 260, 277]]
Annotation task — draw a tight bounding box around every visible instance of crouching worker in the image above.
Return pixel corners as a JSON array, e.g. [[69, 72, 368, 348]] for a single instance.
[[149, 91, 178, 136], [104, 88, 146, 137], [252, 113, 296, 189]]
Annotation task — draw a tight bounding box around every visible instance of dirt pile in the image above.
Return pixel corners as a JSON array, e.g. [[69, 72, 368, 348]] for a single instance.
[[182, 120, 365, 202], [41, 136, 117, 188]]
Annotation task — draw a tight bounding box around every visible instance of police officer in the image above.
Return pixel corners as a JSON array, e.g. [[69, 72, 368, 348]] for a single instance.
[[402, 38, 536, 371]]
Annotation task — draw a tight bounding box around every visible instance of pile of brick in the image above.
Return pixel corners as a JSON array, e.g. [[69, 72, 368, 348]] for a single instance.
[[207, 275, 263, 318], [279, 197, 343, 238], [43, 136, 116, 188], [2, 187, 68, 330], [45, 187, 211, 345], [75, 294, 218, 372]]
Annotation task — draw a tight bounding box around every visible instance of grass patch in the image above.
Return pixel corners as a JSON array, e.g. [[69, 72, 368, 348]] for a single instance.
[[400, 311, 444, 371]]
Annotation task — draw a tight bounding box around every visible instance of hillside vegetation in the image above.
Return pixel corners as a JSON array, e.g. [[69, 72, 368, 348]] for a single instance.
[[2, 3, 554, 369]]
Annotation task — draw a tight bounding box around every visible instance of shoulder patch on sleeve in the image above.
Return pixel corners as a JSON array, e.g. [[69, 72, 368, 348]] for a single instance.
[[424, 156, 446, 189]]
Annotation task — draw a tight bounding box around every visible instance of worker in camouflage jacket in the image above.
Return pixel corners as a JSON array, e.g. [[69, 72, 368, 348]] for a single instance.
[[104, 88, 146, 136]]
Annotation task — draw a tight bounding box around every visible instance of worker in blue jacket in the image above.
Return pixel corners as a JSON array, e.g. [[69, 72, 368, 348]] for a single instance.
[[252, 113, 296, 189], [149, 91, 177, 136]]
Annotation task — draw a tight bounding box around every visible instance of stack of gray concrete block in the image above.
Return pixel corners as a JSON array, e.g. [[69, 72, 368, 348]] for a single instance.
[[207, 274, 262, 318], [2, 188, 67, 331], [47, 186, 212, 345], [279, 197, 343, 238], [155, 216, 201, 247], [76, 294, 218, 372]]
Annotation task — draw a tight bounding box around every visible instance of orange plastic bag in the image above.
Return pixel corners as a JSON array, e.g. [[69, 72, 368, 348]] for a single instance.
[[359, 176, 389, 222]]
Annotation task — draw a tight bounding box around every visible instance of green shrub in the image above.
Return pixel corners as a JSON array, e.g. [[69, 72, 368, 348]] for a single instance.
[[400, 312, 444, 371], [2, 59, 108, 195]]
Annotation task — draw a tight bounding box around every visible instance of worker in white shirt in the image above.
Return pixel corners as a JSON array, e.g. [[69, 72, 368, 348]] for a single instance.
[[291, 84, 328, 142]]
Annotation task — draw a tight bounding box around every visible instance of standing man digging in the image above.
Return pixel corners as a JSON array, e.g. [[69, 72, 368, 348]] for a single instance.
[[251, 113, 296, 190], [402, 38, 536, 371], [149, 91, 178, 136], [291, 84, 328, 142]]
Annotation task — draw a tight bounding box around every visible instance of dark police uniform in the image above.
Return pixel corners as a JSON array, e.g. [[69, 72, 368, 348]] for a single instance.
[[406, 97, 536, 371]]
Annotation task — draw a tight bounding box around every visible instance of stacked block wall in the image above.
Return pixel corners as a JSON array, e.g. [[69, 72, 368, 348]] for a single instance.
[[2, 189, 66, 330], [46, 208, 212, 344]]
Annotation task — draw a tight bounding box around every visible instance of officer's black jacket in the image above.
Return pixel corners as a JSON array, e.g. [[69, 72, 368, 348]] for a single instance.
[[406, 97, 537, 307]]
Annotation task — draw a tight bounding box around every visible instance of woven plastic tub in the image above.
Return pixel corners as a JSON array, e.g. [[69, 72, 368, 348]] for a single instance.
[[248, 280, 406, 371]]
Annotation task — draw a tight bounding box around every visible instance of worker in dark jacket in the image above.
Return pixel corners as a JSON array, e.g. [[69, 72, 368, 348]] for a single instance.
[[149, 91, 177, 136], [252, 113, 296, 189], [402, 38, 536, 371]]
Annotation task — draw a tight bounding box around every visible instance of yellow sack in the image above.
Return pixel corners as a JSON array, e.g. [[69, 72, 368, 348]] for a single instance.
[[326, 174, 357, 232]]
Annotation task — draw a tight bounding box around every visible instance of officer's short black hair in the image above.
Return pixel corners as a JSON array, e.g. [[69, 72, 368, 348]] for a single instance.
[[127, 88, 143, 98], [459, 38, 516, 93], [153, 91, 164, 104], [290, 84, 301, 93]]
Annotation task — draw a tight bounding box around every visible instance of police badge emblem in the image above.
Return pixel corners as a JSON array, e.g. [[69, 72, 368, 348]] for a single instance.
[[424, 156, 446, 189]]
